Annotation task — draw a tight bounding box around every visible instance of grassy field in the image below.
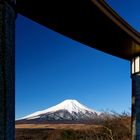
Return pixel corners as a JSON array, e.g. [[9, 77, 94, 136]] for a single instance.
[[16, 115, 131, 140]]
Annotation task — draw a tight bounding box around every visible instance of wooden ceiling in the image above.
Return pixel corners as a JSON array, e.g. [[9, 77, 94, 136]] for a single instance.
[[16, 0, 140, 61]]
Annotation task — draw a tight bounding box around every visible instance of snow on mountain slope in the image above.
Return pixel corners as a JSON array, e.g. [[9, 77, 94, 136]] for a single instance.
[[19, 99, 101, 121]]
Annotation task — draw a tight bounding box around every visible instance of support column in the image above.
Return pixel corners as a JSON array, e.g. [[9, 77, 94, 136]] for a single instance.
[[131, 56, 140, 140], [0, 0, 16, 139]]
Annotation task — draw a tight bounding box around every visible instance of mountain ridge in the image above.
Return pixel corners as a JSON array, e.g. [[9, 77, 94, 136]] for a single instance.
[[17, 99, 101, 123]]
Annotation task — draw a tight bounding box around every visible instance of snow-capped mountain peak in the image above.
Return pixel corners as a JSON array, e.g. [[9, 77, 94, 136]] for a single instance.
[[53, 99, 97, 114], [19, 99, 101, 121]]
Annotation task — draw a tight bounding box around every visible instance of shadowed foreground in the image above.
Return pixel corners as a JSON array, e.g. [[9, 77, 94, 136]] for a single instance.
[[16, 115, 131, 140]]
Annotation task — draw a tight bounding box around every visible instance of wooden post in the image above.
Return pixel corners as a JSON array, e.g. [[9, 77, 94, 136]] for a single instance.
[[131, 56, 140, 140], [0, 0, 16, 139]]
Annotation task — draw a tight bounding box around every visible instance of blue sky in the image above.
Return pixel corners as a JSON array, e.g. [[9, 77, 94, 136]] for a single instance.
[[16, 0, 140, 119]]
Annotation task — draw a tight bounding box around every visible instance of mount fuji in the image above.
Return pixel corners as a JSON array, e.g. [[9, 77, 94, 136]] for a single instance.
[[17, 99, 101, 123]]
